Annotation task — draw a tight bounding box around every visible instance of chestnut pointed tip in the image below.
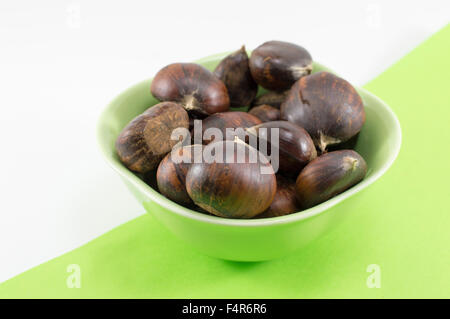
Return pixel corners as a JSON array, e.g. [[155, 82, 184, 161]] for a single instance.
[[343, 156, 359, 172], [317, 131, 342, 153], [290, 64, 313, 77]]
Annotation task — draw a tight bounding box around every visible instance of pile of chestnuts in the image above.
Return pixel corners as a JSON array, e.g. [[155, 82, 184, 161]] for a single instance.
[[116, 40, 367, 219]]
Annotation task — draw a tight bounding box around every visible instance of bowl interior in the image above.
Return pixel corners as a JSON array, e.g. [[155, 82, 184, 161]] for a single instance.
[[97, 52, 401, 225]]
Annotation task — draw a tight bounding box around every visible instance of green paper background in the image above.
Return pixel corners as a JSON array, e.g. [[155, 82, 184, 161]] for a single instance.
[[1, 25, 449, 299]]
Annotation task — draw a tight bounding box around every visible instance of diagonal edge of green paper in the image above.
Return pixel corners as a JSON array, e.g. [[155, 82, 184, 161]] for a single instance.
[[1, 24, 449, 299]]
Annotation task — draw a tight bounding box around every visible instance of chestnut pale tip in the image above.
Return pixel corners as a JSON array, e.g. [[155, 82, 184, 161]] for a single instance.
[[234, 45, 246, 56], [183, 94, 198, 111], [317, 131, 342, 153], [343, 156, 359, 171], [291, 64, 313, 77]]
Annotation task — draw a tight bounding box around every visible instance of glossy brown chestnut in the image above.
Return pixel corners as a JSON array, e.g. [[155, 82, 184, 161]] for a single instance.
[[249, 41, 313, 91], [157, 144, 204, 206], [281, 71, 366, 152], [252, 91, 289, 109], [115, 102, 189, 173], [248, 104, 280, 122], [201, 111, 262, 144], [150, 63, 230, 115], [185, 140, 276, 218], [246, 120, 317, 174], [295, 150, 367, 209], [256, 175, 300, 218], [214, 46, 257, 107]]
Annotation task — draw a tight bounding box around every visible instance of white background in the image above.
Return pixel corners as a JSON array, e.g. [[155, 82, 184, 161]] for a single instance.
[[0, 0, 448, 283]]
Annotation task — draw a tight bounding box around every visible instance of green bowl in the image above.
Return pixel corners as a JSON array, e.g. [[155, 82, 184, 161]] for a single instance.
[[97, 52, 402, 261]]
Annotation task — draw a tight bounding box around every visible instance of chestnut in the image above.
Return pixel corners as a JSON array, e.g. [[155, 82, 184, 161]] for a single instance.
[[115, 102, 189, 173], [256, 175, 300, 218], [252, 90, 289, 109], [295, 150, 367, 209], [249, 40, 313, 91], [246, 120, 317, 174], [156, 144, 204, 206], [150, 63, 230, 116], [201, 111, 262, 144], [214, 46, 257, 107], [185, 140, 277, 218], [281, 71, 365, 152], [248, 104, 280, 122]]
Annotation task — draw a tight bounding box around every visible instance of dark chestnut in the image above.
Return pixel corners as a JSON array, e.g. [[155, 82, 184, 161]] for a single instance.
[[214, 46, 257, 107], [256, 175, 300, 218], [252, 91, 289, 109], [157, 144, 204, 206], [246, 120, 317, 174], [115, 102, 189, 173], [248, 104, 280, 122], [150, 63, 230, 116], [281, 71, 365, 152], [186, 140, 276, 218], [201, 111, 262, 144], [249, 40, 312, 91], [295, 150, 367, 209]]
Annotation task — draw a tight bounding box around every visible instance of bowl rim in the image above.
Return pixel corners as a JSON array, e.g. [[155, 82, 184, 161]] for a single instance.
[[97, 54, 402, 227]]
